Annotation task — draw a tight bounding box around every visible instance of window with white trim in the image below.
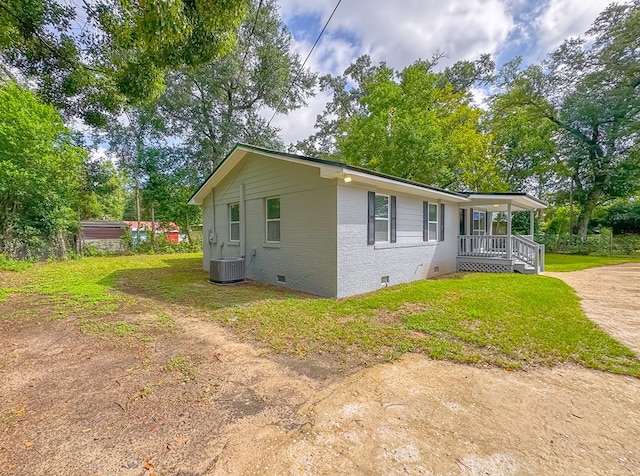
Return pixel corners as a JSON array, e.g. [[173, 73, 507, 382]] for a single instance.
[[472, 210, 486, 236], [374, 194, 389, 242], [265, 197, 280, 242], [428, 203, 438, 241], [229, 202, 239, 242]]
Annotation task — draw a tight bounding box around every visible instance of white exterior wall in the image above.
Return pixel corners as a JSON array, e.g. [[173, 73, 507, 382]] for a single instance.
[[202, 153, 337, 297], [336, 184, 459, 298]]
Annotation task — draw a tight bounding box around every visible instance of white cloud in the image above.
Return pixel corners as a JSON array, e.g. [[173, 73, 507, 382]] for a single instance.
[[280, 0, 514, 71], [264, 87, 334, 145], [273, 0, 516, 147], [273, 0, 617, 147], [88, 145, 108, 162], [532, 0, 614, 56]]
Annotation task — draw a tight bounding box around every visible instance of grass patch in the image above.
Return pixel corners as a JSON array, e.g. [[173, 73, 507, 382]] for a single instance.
[[156, 311, 176, 328], [1, 406, 25, 426], [4, 253, 640, 377], [545, 253, 640, 272], [214, 273, 640, 375], [0, 255, 31, 272], [79, 319, 137, 338], [164, 356, 197, 381]]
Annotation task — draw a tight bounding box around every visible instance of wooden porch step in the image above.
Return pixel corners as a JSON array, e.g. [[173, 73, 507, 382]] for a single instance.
[[513, 261, 536, 274]]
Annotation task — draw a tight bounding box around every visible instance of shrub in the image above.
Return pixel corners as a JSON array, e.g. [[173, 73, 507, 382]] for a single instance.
[[538, 232, 640, 255]]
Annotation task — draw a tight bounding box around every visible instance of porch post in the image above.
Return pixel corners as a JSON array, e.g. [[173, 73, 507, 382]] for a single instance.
[[507, 202, 512, 259], [529, 209, 535, 237]]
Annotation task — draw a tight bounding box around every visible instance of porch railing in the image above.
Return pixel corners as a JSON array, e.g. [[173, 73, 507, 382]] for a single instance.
[[458, 235, 545, 273], [458, 235, 507, 257], [512, 235, 545, 272]]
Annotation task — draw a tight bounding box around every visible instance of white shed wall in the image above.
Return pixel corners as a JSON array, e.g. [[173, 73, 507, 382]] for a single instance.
[[336, 184, 459, 298], [202, 153, 337, 297]]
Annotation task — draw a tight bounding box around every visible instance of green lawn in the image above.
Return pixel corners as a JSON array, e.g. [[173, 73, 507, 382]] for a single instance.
[[1, 253, 639, 376], [545, 253, 640, 272]]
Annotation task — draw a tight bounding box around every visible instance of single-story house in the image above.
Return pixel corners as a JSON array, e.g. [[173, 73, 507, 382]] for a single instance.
[[79, 220, 128, 253], [124, 221, 182, 243], [188, 144, 547, 298]]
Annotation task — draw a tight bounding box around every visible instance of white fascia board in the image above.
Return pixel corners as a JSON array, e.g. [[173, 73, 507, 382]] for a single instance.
[[340, 169, 469, 202], [189, 147, 343, 205], [466, 194, 547, 210], [188, 148, 250, 205]]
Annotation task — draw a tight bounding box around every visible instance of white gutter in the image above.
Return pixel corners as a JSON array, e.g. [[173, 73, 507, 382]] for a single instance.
[[338, 169, 469, 202]]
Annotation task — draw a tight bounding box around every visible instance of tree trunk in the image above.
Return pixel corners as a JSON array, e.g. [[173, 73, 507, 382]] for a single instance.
[[57, 232, 67, 260], [184, 214, 193, 244], [150, 203, 156, 251], [135, 133, 143, 247], [135, 179, 141, 246], [577, 189, 602, 240], [569, 179, 574, 236]]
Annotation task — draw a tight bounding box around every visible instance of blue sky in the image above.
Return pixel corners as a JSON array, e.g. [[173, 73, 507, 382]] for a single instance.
[[266, 0, 618, 145]]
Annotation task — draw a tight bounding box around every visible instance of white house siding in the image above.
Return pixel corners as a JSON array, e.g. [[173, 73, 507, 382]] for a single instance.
[[336, 184, 459, 298], [202, 153, 338, 297]]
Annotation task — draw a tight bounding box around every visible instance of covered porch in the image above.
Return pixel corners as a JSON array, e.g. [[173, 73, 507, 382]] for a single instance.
[[457, 193, 547, 274]]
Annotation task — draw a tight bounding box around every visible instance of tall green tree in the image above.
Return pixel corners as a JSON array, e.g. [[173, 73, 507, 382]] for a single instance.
[[485, 89, 560, 197], [139, 147, 201, 244], [159, 0, 316, 172], [96, 103, 166, 241], [295, 53, 496, 161], [78, 159, 126, 221], [492, 2, 640, 238], [0, 0, 249, 124], [296, 55, 503, 191], [0, 81, 86, 257], [306, 58, 503, 190], [294, 54, 383, 159]]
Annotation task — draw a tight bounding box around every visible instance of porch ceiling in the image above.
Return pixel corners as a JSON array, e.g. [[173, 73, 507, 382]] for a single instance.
[[466, 193, 547, 212]]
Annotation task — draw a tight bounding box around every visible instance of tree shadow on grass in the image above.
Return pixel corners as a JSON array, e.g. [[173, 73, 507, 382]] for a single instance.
[[99, 256, 315, 312]]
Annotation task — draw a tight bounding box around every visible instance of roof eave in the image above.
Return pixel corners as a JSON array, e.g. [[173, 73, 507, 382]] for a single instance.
[[187, 143, 468, 205]]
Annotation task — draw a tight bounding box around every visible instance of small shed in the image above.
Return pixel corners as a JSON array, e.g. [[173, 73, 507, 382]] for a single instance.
[[79, 220, 128, 253]]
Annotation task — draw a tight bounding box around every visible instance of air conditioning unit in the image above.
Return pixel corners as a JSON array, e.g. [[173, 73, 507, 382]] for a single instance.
[[210, 257, 245, 284]]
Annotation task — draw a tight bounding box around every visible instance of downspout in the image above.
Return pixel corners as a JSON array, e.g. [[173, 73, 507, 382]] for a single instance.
[[240, 183, 246, 259], [211, 189, 218, 257]]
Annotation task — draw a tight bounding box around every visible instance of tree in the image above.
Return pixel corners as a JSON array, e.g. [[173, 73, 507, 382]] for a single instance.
[[78, 159, 126, 221], [295, 53, 496, 161], [0, 0, 250, 124], [492, 2, 640, 239], [139, 147, 201, 245], [0, 81, 86, 258], [295, 55, 503, 191], [158, 0, 315, 172], [333, 60, 504, 190], [600, 197, 640, 234], [485, 86, 561, 196], [96, 103, 166, 242], [294, 54, 383, 159]]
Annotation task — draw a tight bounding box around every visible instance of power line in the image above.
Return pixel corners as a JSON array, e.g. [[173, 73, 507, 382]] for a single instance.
[[236, 0, 264, 85], [267, 0, 343, 126]]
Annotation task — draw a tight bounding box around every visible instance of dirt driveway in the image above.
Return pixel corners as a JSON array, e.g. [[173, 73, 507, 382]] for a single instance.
[[220, 264, 640, 475], [2, 264, 640, 475], [547, 262, 640, 356], [237, 356, 640, 475]]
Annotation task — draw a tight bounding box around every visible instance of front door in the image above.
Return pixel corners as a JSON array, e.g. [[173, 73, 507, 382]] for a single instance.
[[472, 210, 486, 235]]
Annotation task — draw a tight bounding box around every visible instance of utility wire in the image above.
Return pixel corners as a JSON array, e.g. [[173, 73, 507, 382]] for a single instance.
[[267, 0, 343, 126], [236, 0, 264, 87]]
